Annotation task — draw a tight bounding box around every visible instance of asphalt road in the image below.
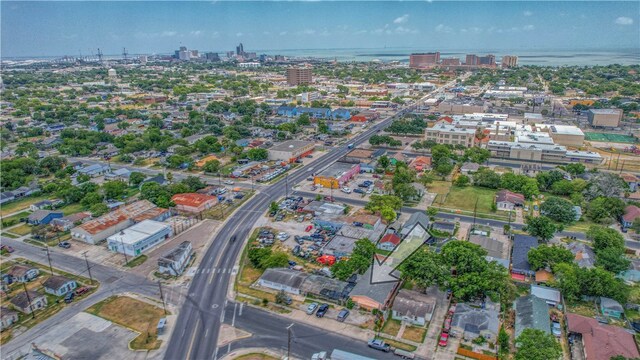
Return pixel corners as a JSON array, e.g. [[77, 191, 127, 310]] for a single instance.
[[163, 89, 445, 359], [216, 301, 402, 360]]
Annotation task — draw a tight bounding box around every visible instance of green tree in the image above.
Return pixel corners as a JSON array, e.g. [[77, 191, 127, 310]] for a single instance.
[[378, 155, 390, 170], [246, 148, 269, 161], [587, 225, 625, 253], [80, 192, 104, 208], [202, 159, 221, 173], [102, 180, 128, 199], [515, 329, 562, 360], [595, 247, 631, 274], [473, 168, 501, 189], [400, 248, 448, 288], [181, 176, 206, 191], [129, 172, 146, 187], [427, 207, 438, 220], [77, 173, 91, 183], [527, 245, 574, 271], [586, 197, 625, 224], [89, 203, 109, 217], [540, 197, 577, 224], [380, 207, 397, 223], [454, 175, 470, 187], [260, 252, 290, 269], [463, 148, 491, 164], [365, 195, 403, 212], [524, 216, 557, 242]]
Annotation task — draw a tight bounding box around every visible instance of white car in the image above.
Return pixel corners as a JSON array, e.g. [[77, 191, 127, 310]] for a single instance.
[[223, 180, 234, 185], [277, 232, 290, 241], [341, 187, 352, 194]]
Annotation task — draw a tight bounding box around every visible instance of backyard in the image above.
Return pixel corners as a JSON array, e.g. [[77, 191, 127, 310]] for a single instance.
[[86, 295, 167, 350]]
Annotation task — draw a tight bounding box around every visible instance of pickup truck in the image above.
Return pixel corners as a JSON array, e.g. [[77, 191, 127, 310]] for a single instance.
[[367, 339, 391, 352]]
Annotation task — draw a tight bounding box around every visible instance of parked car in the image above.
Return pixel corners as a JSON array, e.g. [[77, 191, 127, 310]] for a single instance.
[[316, 304, 329, 317], [354, 189, 365, 194], [306, 302, 319, 315], [352, 222, 363, 227], [277, 232, 290, 241], [341, 187, 352, 194], [58, 241, 71, 249], [367, 339, 391, 352], [438, 332, 449, 347], [64, 292, 75, 303], [552, 322, 561, 337], [324, 196, 335, 202], [223, 180, 234, 185], [1, 245, 15, 253], [337, 309, 350, 322], [74, 287, 90, 296], [443, 317, 452, 332]]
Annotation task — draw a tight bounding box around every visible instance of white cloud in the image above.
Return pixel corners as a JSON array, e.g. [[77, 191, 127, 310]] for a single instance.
[[395, 26, 419, 34], [435, 24, 453, 33], [161, 31, 177, 37], [299, 29, 316, 35], [393, 14, 409, 24], [523, 10, 533, 17], [236, 32, 243, 37], [522, 24, 535, 31], [190, 30, 202, 36], [615, 16, 633, 25]]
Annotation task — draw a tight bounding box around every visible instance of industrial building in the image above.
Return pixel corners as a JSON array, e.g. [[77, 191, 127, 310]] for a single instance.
[[314, 162, 360, 189], [71, 200, 170, 244], [286, 67, 312, 86], [268, 140, 315, 163], [587, 109, 623, 128], [107, 220, 172, 257]]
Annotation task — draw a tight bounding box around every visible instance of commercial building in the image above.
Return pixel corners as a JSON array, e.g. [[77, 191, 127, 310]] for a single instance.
[[107, 220, 172, 257], [72, 200, 170, 244], [268, 140, 315, 163], [441, 57, 460, 66], [501, 55, 518, 68], [479, 54, 496, 66], [257, 268, 351, 301], [465, 54, 479, 66], [158, 241, 194, 276], [314, 162, 360, 189], [587, 109, 623, 128], [286, 67, 312, 86], [409, 52, 440, 68], [171, 193, 217, 213], [438, 98, 487, 114], [488, 140, 602, 164], [424, 123, 477, 147], [535, 124, 585, 147]]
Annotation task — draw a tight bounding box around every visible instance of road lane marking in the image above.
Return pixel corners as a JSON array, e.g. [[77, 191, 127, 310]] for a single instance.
[[205, 328, 209, 338], [185, 318, 200, 360], [239, 302, 243, 316], [231, 302, 237, 326]]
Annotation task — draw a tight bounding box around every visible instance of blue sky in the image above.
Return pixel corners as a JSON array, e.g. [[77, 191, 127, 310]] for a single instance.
[[1, 1, 639, 57]]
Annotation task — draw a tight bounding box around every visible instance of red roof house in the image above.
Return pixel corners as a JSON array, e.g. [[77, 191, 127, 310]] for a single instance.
[[410, 156, 432, 172], [171, 193, 217, 213], [377, 234, 401, 251], [622, 205, 640, 228], [566, 313, 640, 360]]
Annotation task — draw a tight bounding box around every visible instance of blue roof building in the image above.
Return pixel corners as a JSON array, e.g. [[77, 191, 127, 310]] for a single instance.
[[277, 106, 298, 117], [332, 108, 351, 120], [298, 107, 331, 119]]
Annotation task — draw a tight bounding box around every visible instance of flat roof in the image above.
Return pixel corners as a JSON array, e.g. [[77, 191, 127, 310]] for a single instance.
[[536, 124, 585, 136], [318, 162, 358, 178], [269, 140, 315, 152], [107, 220, 170, 245], [589, 109, 621, 114]]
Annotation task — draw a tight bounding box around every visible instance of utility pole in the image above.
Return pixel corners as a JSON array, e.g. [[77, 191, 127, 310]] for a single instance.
[[120, 238, 129, 265], [82, 251, 94, 285], [42, 246, 54, 275], [22, 283, 35, 319], [158, 281, 167, 315], [287, 323, 294, 360], [472, 197, 479, 228]]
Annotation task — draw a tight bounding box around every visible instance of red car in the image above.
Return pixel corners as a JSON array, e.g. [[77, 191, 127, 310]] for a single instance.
[[305, 225, 313, 232], [443, 317, 452, 332], [1, 245, 14, 253], [75, 287, 90, 296], [324, 196, 335, 202], [438, 332, 449, 347]]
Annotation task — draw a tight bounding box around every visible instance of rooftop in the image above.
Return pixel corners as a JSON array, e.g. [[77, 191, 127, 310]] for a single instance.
[[269, 140, 315, 152], [318, 162, 358, 179], [107, 220, 171, 245], [468, 235, 503, 259], [392, 289, 437, 319], [589, 109, 622, 115], [75, 200, 159, 235], [171, 193, 217, 208], [43, 275, 74, 290], [566, 313, 640, 360], [514, 295, 551, 338]]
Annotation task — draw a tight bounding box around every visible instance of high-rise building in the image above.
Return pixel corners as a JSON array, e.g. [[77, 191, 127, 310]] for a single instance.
[[501, 55, 518, 68], [286, 67, 313, 86], [441, 58, 461, 66], [226, 51, 235, 58], [479, 54, 496, 66], [465, 54, 479, 66], [205, 52, 220, 62], [236, 43, 244, 56], [409, 52, 440, 68]]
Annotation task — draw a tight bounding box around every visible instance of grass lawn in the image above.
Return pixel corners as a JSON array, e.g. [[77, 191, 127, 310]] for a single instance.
[[381, 318, 402, 337], [376, 337, 417, 352], [2, 233, 18, 239], [566, 301, 597, 318], [402, 326, 427, 343], [86, 295, 167, 350], [233, 354, 279, 360], [0, 194, 51, 216], [1, 211, 30, 228], [7, 223, 33, 236], [565, 219, 597, 232], [125, 255, 148, 268], [58, 203, 85, 216], [443, 186, 497, 214]]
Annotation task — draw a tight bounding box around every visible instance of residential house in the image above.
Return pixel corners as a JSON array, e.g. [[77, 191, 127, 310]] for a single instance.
[[460, 162, 481, 174], [566, 313, 640, 360], [495, 190, 525, 211], [399, 212, 430, 237], [140, 174, 167, 188], [6, 265, 40, 283], [257, 268, 308, 295], [510, 235, 538, 279], [621, 173, 639, 192], [566, 242, 595, 268], [599, 297, 624, 319], [349, 266, 400, 311], [530, 284, 561, 307], [42, 275, 77, 296], [514, 295, 551, 338], [51, 212, 92, 231], [469, 234, 504, 259], [158, 241, 194, 276], [27, 210, 63, 225], [0, 192, 15, 204], [621, 205, 640, 229], [377, 234, 401, 251], [30, 200, 54, 211], [0, 307, 19, 330], [171, 193, 217, 213], [431, 221, 456, 235], [10, 291, 48, 314], [451, 299, 500, 341], [105, 168, 132, 182], [391, 288, 438, 326], [410, 156, 432, 172], [77, 163, 110, 177]]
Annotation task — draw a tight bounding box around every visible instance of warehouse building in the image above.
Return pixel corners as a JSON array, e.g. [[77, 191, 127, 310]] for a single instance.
[[314, 162, 360, 189], [268, 140, 315, 163], [588, 109, 622, 128], [107, 220, 172, 257], [171, 193, 217, 213]]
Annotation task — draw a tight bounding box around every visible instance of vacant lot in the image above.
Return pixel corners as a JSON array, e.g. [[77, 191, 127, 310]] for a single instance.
[[381, 318, 402, 337], [444, 186, 497, 214], [0, 195, 50, 216], [402, 326, 427, 343], [7, 223, 32, 236], [86, 296, 167, 350]]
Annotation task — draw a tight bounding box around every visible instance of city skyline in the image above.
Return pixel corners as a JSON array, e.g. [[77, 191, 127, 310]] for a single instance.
[[2, 1, 639, 58]]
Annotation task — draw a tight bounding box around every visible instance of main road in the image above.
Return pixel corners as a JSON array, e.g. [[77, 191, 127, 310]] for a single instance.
[[164, 83, 454, 360]]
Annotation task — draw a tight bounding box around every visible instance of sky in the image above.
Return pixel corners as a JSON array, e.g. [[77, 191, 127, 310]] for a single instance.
[[1, 1, 639, 58]]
